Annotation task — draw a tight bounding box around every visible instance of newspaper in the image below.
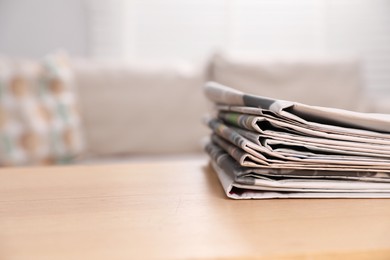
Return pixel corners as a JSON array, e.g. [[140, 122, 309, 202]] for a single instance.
[[203, 82, 390, 199], [205, 82, 390, 132], [206, 142, 390, 199], [206, 118, 390, 167]]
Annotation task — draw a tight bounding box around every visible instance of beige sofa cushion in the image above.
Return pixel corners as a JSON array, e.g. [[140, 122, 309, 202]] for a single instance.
[[211, 52, 363, 111], [72, 59, 208, 156]]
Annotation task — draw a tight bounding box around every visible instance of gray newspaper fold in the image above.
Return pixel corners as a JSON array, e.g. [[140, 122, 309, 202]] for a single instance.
[[203, 82, 390, 199]]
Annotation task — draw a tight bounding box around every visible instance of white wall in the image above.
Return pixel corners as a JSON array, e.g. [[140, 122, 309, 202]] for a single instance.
[[0, 0, 87, 57], [1, 0, 390, 93]]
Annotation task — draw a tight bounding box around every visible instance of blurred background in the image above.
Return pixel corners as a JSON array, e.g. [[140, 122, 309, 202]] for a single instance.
[[1, 0, 390, 166]]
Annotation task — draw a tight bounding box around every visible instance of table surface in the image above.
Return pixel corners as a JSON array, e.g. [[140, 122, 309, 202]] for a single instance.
[[1, 158, 390, 260]]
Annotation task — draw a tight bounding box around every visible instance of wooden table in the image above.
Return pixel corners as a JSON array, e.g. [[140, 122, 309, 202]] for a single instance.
[[1, 158, 390, 259]]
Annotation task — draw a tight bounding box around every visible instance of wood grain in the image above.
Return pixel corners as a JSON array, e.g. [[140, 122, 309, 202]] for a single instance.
[[1, 158, 390, 259]]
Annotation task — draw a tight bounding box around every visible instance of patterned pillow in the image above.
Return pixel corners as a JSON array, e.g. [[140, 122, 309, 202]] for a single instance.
[[0, 54, 84, 166]]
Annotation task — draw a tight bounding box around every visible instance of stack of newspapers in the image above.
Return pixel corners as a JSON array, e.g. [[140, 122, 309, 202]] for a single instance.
[[204, 82, 390, 199]]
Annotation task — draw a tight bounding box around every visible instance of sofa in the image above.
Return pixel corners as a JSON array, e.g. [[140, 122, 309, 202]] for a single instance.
[[0, 52, 371, 165]]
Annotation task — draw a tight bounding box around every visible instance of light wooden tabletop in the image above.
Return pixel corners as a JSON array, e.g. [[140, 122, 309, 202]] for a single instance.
[[1, 158, 390, 260]]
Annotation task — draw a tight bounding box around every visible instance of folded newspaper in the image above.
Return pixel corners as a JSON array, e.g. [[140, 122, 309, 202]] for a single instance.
[[204, 82, 390, 199]]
